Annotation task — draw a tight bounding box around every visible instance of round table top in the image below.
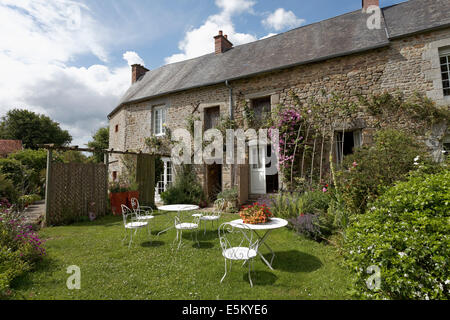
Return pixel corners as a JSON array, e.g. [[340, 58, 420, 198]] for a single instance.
[[157, 204, 200, 212], [229, 217, 289, 230]]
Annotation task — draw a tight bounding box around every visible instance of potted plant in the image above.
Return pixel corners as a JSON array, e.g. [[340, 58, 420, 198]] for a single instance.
[[109, 181, 129, 215], [217, 187, 238, 213], [239, 203, 273, 224], [126, 182, 140, 209]]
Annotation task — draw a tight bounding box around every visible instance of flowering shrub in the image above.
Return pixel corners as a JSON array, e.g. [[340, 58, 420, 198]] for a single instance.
[[240, 203, 273, 224], [0, 212, 46, 296], [336, 129, 428, 215], [344, 170, 450, 299], [269, 109, 303, 170]]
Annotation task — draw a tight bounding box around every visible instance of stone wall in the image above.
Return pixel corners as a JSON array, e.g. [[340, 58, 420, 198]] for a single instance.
[[108, 28, 450, 191]]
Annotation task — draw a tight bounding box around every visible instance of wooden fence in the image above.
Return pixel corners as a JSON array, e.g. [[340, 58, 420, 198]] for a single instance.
[[46, 161, 107, 226]]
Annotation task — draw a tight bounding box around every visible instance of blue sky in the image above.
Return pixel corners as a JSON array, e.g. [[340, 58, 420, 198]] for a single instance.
[[0, 0, 406, 147]]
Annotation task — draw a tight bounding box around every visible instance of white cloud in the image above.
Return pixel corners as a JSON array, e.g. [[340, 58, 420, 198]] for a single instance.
[[263, 8, 305, 32], [215, 0, 256, 15], [0, 0, 131, 147], [123, 51, 145, 66], [165, 0, 257, 64], [260, 33, 278, 40]]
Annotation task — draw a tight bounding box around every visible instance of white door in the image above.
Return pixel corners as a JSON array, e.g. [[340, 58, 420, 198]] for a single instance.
[[249, 144, 266, 194]]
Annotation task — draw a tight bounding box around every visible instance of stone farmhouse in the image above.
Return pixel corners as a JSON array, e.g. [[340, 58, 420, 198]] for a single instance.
[[108, 0, 450, 204]]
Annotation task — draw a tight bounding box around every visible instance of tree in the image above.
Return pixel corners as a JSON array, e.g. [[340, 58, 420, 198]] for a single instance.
[[0, 109, 72, 149], [87, 127, 109, 163]]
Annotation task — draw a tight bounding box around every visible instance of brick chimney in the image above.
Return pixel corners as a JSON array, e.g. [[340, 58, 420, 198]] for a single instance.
[[362, 0, 379, 12], [131, 64, 149, 84], [214, 30, 233, 54]]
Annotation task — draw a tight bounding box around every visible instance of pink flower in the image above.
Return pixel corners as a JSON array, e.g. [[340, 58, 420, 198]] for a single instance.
[[352, 161, 358, 168], [322, 188, 328, 193]]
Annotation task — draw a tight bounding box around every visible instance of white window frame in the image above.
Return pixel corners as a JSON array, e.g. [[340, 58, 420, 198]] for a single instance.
[[335, 130, 362, 164], [153, 105, 167, 136], [156, 158, 173, 195], [439, 48, 450, 97]]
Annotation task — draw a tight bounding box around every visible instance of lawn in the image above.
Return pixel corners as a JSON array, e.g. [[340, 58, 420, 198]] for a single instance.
[[10, 212, 353, 300]]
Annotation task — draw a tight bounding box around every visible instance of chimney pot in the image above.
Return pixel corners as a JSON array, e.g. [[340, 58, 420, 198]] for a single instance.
[[131, 64, 149, 84], [362, 0, 380, 12], [214, 31, 233, 54]]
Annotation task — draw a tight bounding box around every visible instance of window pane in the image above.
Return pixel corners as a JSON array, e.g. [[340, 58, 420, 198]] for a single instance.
[[444, 88, 450, 96], [441, 64, 448, 72], [440, 56, 448, 65], [443, 80, 449, 89], [442, 72, 449, 80]]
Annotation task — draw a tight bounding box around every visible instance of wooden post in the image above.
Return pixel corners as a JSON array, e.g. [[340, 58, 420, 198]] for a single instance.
[[104, 153, 109, 214], [44, 149, 52, 226]]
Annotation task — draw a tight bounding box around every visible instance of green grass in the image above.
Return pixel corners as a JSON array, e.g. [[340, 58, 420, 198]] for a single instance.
[[10, 213, 352, 300]]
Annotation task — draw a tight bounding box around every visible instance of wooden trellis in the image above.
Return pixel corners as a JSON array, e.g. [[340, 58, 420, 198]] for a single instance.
[[46, 162, 107, 225], [40, 144, 157, 226]]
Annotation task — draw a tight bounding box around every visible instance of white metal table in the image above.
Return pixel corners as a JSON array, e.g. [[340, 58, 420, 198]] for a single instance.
[[229, 218, 288, 270], [156, 204, 200, 236]]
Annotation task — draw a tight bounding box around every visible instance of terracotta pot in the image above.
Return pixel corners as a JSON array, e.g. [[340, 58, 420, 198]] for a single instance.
[[127, 191, 140, 209], [109, 192, 128, 216]]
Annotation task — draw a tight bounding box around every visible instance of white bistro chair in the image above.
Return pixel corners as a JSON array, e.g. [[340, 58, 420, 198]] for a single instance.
[[218, 222, 260, 287], [130, 197, 154, 237], [173, 213, 201, 250], [121, 204, 148, 248], [201, 199, 225, 234]]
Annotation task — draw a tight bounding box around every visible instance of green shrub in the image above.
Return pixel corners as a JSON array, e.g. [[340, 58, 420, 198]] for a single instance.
[[0, 212, 46, 296], [270, 193, 304, 220], [0, 174, 17, 204], [18, 194, 41, 207], [217, 187, 238, 213], [161, 165, 206, 206], [344, 170, 450, 299], [271, 190, 335, 240], [336, 129, 428, 215], [0, 245, 30, 297]]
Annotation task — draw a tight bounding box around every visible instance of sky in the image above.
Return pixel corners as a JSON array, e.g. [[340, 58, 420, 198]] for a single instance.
[[0, 0, 406, 147]]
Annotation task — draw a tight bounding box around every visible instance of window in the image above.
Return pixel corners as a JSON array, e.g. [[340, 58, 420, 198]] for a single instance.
[[205, 106, 220, 130], [153, 105, 166, 136], [115, 124, 119, 132], [335, 130, 362, 164], [444, 135, 450, 157], [157, 158, 172, 195], [251, 97, 271, 122], [440, 48, 450, 96], [112, 171, 117, 181]]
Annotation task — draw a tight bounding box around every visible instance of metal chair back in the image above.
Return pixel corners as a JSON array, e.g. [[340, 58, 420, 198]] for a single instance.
[[218, 222, 259, 260]]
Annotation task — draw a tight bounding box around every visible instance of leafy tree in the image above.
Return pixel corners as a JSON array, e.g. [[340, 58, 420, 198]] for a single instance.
[[58, 150, 89, 164], [87, 127, 109, 163], [0, 109, 72, 149], [8, 149, 48, 196]]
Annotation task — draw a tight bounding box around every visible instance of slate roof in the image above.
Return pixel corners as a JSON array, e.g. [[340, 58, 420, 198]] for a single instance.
[[0, 140, 22, 157], [109, 0, 450, 118]]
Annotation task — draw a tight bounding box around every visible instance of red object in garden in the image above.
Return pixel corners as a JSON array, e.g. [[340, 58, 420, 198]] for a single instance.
[[126, 191, 139, 209], [109, 192, 128, 216]]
